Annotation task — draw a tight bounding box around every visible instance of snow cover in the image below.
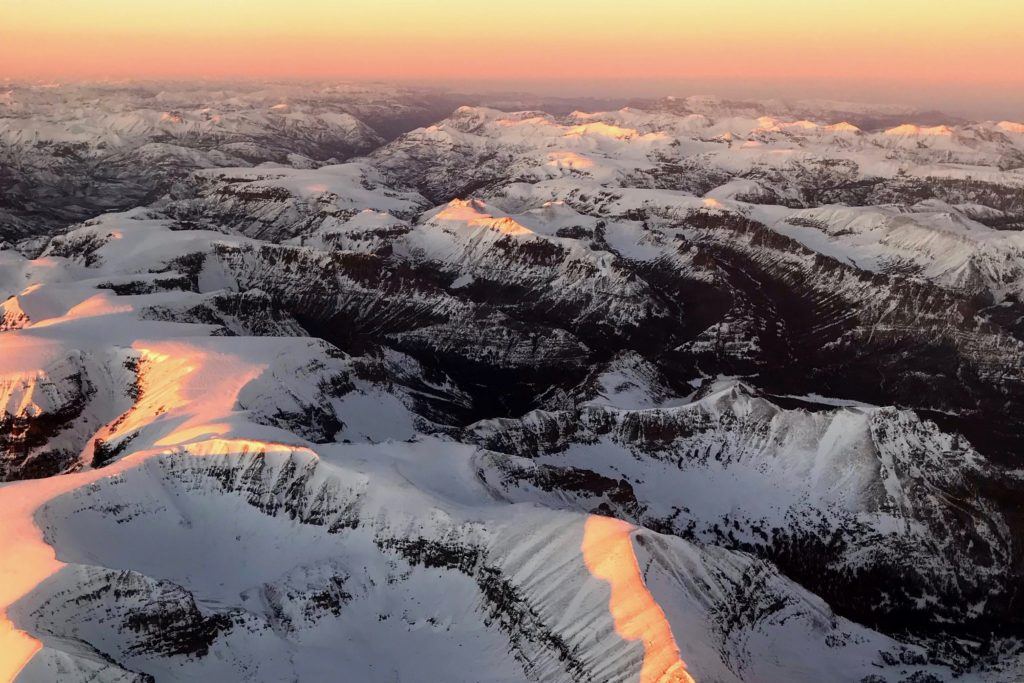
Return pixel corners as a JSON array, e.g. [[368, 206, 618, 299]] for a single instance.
[[4, 90, 1024, 682], [0, 217, 991, 681]]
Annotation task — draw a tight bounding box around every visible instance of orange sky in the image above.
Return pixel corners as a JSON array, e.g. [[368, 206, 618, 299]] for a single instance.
[[1, 0, 1022, 107]]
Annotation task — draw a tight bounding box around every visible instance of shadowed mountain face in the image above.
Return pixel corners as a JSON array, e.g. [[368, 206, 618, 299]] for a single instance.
[[3, 84, 1024, 682]]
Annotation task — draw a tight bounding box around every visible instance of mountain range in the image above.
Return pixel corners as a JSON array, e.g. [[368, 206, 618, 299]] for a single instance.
[[2, 82, 1024, 682]]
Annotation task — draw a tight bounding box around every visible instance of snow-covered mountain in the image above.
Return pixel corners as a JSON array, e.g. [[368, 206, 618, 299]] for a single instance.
[[0, 83, 480, 244], [3, 84, 1024, 682]]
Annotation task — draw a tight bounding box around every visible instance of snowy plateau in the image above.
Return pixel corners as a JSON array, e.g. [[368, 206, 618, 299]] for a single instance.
[[2, 83, 1024, 682]]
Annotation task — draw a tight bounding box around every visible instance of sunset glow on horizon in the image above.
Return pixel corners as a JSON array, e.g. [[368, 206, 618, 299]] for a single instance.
[[2, 0, 1022, 90]]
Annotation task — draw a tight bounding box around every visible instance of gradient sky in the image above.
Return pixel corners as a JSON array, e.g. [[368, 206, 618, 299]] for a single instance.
[[2, 0, 1022, 116]]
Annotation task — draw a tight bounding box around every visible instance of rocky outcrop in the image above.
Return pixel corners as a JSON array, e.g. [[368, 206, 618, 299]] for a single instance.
[[470, 382, 1014, 656]]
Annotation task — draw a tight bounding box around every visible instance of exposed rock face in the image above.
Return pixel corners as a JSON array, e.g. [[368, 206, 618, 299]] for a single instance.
[[469, 382, 1013, 649], [4, 87, 1024, 681], [0, 351, 100, 480], [14, 447, 952, 682]]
